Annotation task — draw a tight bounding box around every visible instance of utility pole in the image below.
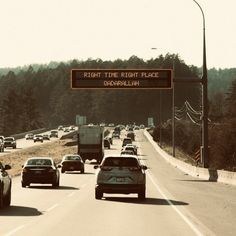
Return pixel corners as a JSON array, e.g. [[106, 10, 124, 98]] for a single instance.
[[193, 0, 209, 168]]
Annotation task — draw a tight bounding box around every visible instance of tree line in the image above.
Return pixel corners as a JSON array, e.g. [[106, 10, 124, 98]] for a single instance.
[[0, 54, 200, 136]]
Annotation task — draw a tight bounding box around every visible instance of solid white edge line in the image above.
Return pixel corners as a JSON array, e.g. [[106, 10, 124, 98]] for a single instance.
[[147, 171, 203, 236], [139, 144, 203, 236], [3, 225, 25, 236], [46, 203, 58, 212]]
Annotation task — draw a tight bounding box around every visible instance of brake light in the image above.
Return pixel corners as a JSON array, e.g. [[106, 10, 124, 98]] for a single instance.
[[129, 167, 139, 171], [48, 167, 55, 173]]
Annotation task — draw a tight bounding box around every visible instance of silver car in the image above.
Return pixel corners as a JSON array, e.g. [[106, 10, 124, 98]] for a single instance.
[[94, 155, 147, 200]]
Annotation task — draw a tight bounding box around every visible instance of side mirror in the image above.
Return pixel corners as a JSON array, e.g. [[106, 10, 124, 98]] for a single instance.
[[4, 164, 11, 170], [94, 165, 100, 169], [57, 164, 62, 168]]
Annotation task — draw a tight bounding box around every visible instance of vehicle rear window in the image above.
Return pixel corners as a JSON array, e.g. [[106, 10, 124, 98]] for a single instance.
[[103, 157, 138, 167], [27, 159, 52, 166], [4, 138, 14, 141], [64, 156, 81, 161]]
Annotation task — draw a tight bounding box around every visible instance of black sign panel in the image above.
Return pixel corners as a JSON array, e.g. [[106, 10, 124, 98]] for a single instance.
[[71, 69, 172, 89]]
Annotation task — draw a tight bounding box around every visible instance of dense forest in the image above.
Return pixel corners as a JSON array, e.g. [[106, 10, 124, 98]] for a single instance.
[[0, 54, 201, 136]]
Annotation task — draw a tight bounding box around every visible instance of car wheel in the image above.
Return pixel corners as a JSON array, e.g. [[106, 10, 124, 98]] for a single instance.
[[81, 168, 84, 174], [52, 178, 59, 188], [3, 187, 11, 207], [21, 181, 27, 188], [61, 169, 65, 173], [0, 185, 4, 208], [138, 189, 146, 200], [95, 189, 103, 200]]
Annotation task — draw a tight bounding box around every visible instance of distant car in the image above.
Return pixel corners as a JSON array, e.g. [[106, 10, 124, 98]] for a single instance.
[[94, 155, 147, 200], [33, 134, 43, 143], [50, 130, 58, 138], [21, 157, 60, 188], [63, 127, 70, 132], [4, 137, 16, 149], [112, 131, 120, 139], [134, 126, 139, 130], [42, 134, 50, 140], [58, 125, 63, 131], [0, 162, 12, 208], [104, 138, 111, 149], [122, 137, 132, 147], [122, 145, 137, 155], [108, 123, 115, 127], [59, 154, 84, 173], [139, 124, 145, 129], [0, 139, 4, 152], [25, 133, 34, 140], [127, 132, 135, 141], [33, 134, 43, 142], [69, 126, 75, 131]]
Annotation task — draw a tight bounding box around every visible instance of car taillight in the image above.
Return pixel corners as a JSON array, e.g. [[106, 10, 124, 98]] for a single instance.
[[23, 168, 28, 173], [48, 168, 55, 173], [129, 167, 139, 171], [101, 166, 112, 171]]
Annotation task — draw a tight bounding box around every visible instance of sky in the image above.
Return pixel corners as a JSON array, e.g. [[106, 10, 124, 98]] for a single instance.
[[0, 0, 235, 69]]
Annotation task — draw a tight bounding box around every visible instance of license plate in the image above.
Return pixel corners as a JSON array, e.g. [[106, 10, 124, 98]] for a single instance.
[[34, 170, 41, 174], [69, 167, 74, 170], [116, 177, 125, 182]]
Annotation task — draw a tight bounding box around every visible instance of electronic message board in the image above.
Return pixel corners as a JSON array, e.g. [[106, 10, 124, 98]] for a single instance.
[[71, 69, 172, 89]]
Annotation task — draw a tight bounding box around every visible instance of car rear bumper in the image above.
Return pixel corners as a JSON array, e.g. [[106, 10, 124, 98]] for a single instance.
[[22, 173, 57, 184], [96, 184, 145, 194]]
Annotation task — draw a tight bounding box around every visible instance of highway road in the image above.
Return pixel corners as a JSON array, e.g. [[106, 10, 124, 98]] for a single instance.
[[0, 130, 236, 236]]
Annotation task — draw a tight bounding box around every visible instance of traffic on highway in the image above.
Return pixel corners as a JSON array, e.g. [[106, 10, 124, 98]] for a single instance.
[[1, 125, 236, 236]]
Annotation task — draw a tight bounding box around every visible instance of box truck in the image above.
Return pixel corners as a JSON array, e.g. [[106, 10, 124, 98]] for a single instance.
[[78, 125, 104, 163]]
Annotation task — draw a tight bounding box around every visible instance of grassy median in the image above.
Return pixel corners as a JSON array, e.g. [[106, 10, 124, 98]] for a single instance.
[[0, 139, 77, 177]]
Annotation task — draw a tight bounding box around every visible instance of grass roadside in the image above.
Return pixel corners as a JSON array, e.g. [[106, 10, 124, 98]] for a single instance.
[[0, 139, 77, 177]]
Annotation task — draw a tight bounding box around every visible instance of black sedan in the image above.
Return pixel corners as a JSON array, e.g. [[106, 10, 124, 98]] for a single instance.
[[0, 162, 11, 208], [59, 154, 85, 173], [21, 157, 60, 188]]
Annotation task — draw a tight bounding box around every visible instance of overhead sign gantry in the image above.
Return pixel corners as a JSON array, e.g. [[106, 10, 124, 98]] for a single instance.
[[71, 69, 172, 89]]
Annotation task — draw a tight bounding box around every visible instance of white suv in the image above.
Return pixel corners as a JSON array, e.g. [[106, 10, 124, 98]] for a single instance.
[[94, 155, 147, 200]]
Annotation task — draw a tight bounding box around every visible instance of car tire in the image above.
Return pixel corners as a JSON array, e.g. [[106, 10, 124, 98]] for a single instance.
[[95, 189, 103, 200], [3, 187, 11, 207], [81, 168, 84, 174], [52, 178, 59, 188], [61, 169, 65, 173], [138, 189, 146, 200], [0, 184, 4, 208], [21, 181, 27, 188]]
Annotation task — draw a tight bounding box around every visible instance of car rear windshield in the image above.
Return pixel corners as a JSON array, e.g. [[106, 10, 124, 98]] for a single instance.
[[4, 138, 14, 141], [27, 159, 52, 166], [103, 157, 139, 167], [64, 156, 81, 161]]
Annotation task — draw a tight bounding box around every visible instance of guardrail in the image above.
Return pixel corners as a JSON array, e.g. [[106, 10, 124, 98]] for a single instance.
[[144, 130, 236, 186], [11, 128, 47, 140]]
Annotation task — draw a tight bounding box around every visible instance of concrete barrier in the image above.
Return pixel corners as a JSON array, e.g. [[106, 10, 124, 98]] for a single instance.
[[144, 130, 236, 186]]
